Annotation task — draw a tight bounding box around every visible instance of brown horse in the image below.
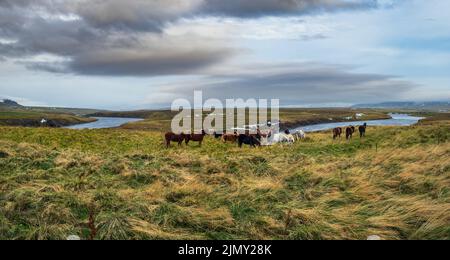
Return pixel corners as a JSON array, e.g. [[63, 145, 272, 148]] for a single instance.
[[222, 131, 239, 143], [333, 127, 342, 139], [186, 130, 207, 147], [346, 126, 355, 140], [165, 132, 186, 148]]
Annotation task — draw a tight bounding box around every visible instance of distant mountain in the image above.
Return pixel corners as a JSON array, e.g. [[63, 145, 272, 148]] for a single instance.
[[353, 101, 450, 111], [0, 99, 23, 108]]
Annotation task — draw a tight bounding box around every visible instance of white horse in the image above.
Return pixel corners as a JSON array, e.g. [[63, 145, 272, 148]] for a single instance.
[[263, 133, 295, 145], [293, 130, 306, 141]]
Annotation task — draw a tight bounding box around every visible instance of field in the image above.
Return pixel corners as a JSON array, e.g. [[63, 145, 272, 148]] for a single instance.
[[0, 116, 449, 240], [0, 108, 95, 127]]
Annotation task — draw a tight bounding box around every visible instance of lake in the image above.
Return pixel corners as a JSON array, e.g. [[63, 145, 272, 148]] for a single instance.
[[293, 114, 424, 133], [65, 117, 143, 129]]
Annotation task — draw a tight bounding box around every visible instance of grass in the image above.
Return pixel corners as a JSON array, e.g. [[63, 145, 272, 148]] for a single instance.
[[0, 108, 95, 127], [0, 121, 449, 240], [418, 113, 450, 126]]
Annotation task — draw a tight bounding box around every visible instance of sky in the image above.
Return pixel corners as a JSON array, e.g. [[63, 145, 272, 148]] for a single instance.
[[0, 0, 449, 110]]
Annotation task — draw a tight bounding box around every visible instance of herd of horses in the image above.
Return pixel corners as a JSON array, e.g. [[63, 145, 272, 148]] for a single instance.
[[333, 123, 367, 140], [165, 123, 367, 148], [165, 129, 306, 148]]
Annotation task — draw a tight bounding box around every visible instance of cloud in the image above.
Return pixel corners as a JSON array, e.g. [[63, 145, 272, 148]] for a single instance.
[[199, 0, 378, 18], [144, 62, 418, 106], [0, 0, 384, 77], [26, 41, 236, 76], [75, 0, 203, 32], [0, 0, 380, 31]]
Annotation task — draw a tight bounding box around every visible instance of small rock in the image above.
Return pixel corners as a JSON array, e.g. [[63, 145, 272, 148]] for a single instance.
[[67, 235, 81, 241], [367, 235, 382, 240]]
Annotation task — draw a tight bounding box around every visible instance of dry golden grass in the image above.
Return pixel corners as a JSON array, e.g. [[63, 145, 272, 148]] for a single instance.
[[0, 122, 449, 240]]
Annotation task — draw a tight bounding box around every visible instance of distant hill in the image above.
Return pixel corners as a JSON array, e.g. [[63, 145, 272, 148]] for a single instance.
[[353, 101, 450, 111], [0, 99, 23, 108]]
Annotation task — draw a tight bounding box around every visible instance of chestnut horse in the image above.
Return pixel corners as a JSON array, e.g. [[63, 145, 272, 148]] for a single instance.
[[222, 131, 239, 143], [186, 130, 207, 147], [165, 132, 186, 148], [333, 127, 342, 139]]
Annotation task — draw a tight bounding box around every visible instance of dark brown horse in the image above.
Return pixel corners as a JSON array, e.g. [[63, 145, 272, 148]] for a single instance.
[[165, 132, 186, 148], [359, 123, 367, 138], [346, 126, 355, 140], [238, 134, 261, 148], [333, 127, 342, 139], [213, 131, 223, 139], [186, 130, 207, 147]]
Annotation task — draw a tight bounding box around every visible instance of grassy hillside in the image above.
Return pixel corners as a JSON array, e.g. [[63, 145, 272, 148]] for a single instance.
[[418, 113, 450, 126], [0, 121, 448, 240], [0, 108, 95, 127], [25, 107, 104, 116]]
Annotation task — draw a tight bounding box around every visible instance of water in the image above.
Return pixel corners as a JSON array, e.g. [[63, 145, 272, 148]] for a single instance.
[[293, 114, 424, 133], [66, 114, 424, 131], [65, 117, 143, 129]]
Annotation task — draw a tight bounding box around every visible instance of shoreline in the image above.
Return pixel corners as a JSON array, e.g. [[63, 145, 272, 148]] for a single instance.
[[0, 117, 97, 128]]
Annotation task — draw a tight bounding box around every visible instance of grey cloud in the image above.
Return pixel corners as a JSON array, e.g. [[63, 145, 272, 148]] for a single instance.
[[199, 0, 378, 18], [0, 4, 234, 76], [27, 46, 235, 76], [0, 0, 384, 77], [75, 0, 201, 32], [0, 0, 32, 8], [69, 48, 234, 76], [150, 62, 417, 105], [74, 0, 380, 31], [0, 0, 235, 76], [1, 1, 382, 32]]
